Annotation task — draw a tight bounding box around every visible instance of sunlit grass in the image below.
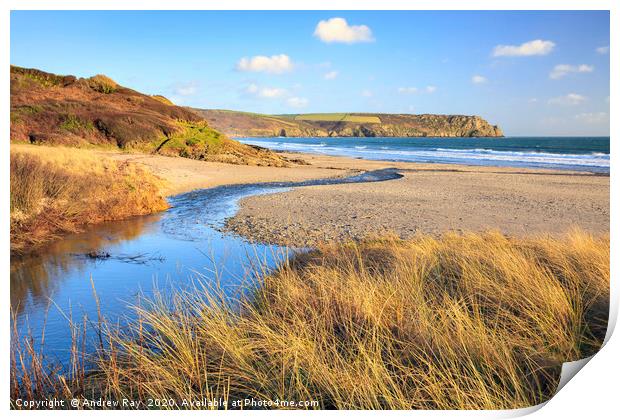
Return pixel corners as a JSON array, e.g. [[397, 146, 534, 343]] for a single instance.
[[10, 144, 169, 253], [12, 230, 608, 409]]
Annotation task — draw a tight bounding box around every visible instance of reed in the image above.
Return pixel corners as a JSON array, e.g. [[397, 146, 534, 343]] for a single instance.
[[10, 144, 169, 254]]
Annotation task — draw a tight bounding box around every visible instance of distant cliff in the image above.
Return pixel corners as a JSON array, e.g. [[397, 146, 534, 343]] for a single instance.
[[193, 110, 504, 138]]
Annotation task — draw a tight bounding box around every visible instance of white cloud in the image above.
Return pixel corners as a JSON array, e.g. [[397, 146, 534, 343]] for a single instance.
[[529, 98, 539, 103], [397, 87, 418, 94], [548, 93, 587, 106], [172, 81, 198, 96], [313, 17, 374, 44], [244, 83, 287, 98], [361, 89, 373, 97], [596, 46, 610, 55], [492, 39, 555, 57], [324, 70, 339, 80], [287, 97, 309, 108], [575, 112, 608, 124], [398, 86, 436, 95], [549, 64, 594, 79], [471, 75, 487, 84], [236, 54, 293, 74]]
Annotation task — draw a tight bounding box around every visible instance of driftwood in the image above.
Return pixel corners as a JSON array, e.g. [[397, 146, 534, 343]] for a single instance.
[[73, 250, 165, 265]]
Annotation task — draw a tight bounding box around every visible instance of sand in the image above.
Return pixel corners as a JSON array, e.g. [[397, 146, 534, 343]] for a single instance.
[[100, 151, 357, 195], [102, 151, 609, 246]]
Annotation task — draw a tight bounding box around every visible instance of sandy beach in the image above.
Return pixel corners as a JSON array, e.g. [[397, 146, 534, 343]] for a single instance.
[[101, 151, 356, 195], [102, 150, 609, 247]]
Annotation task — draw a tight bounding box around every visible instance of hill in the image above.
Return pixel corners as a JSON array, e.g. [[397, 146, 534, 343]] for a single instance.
[[194, 109, 504, 138], [10, 66, 285, 166]]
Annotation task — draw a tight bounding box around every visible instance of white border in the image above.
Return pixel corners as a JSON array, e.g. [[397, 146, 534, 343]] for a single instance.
[[1, 1, 616, 419]]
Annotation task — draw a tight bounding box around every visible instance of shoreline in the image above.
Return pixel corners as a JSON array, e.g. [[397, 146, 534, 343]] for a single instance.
[[101, 149, 608, 197], [98, 149, 609, 248]]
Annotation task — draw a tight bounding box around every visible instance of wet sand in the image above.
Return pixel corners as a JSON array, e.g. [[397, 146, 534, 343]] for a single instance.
[[102, 151, 609, 246]]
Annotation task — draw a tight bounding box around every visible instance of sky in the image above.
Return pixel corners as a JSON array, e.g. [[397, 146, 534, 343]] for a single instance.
[[10, 10, 610, 136]]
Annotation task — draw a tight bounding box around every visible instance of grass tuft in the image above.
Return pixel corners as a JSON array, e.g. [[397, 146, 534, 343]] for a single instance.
[[86, 75, 118, 94], [10, 144, 169, 254]]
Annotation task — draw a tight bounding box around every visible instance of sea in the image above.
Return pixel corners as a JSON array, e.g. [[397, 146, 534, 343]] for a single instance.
[[236, 136, 610, 173]]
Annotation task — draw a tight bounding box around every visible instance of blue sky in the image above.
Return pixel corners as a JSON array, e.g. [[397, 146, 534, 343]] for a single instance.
[[11, 10, 610, 136]]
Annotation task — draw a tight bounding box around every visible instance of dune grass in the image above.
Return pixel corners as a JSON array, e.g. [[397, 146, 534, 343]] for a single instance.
[[11, 231, 609, 409], [10, 144, 169, 254]]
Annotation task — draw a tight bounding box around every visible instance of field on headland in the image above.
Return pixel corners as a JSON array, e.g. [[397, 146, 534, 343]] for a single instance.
[[290, 113, 382, 123]]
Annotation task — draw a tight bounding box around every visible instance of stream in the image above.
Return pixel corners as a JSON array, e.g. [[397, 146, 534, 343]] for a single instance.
[[10, 168, 403, 368]]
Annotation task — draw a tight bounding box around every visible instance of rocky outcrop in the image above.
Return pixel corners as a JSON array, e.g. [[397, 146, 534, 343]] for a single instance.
[[195, 110, 503, 138]]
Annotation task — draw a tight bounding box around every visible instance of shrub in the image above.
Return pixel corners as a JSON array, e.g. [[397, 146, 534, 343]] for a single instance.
[[59, 114, 95, 133], [87, 74, 118, 94]]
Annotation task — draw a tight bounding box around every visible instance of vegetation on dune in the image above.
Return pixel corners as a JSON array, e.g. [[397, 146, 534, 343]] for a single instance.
[[86, 74, 118, 94], [12, 231, 608, 409], [10, 66, 284, 166], [58, 114, 95, 134], [154, 121, 287, 166], [10, 65, 77, 88], [154, 121, 225, 156], [151, 94, 175, 105], [10, 145, 169, 254], [10, 66, 202, 148]]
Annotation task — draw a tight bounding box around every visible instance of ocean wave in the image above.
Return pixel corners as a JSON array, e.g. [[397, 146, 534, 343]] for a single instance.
[[435, 147, 610, 159], [367, 148, 609, 167], [236, 139, 609, 171]]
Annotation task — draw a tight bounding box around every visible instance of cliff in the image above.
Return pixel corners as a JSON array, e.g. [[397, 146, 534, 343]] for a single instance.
[[194, 110, 504, 138]]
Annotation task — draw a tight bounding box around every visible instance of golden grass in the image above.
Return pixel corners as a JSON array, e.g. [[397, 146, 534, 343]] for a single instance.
[[13, 231, 607, 409], [151, 94, 175, 105], [10, 144, 169, 254], [86, 74, 118, 93]]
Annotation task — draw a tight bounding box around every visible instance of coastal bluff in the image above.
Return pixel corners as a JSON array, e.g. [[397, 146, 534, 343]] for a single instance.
[[194, 110, 504, 138]]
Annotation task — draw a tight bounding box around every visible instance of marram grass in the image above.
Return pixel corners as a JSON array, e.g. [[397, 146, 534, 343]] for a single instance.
[[10, 144, 169, 253], [12, 231, 609, 409]]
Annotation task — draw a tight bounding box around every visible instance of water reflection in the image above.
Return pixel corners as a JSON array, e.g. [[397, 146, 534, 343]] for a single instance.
[[10, 169, 403, 366], [10, 213, 161, 317]]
